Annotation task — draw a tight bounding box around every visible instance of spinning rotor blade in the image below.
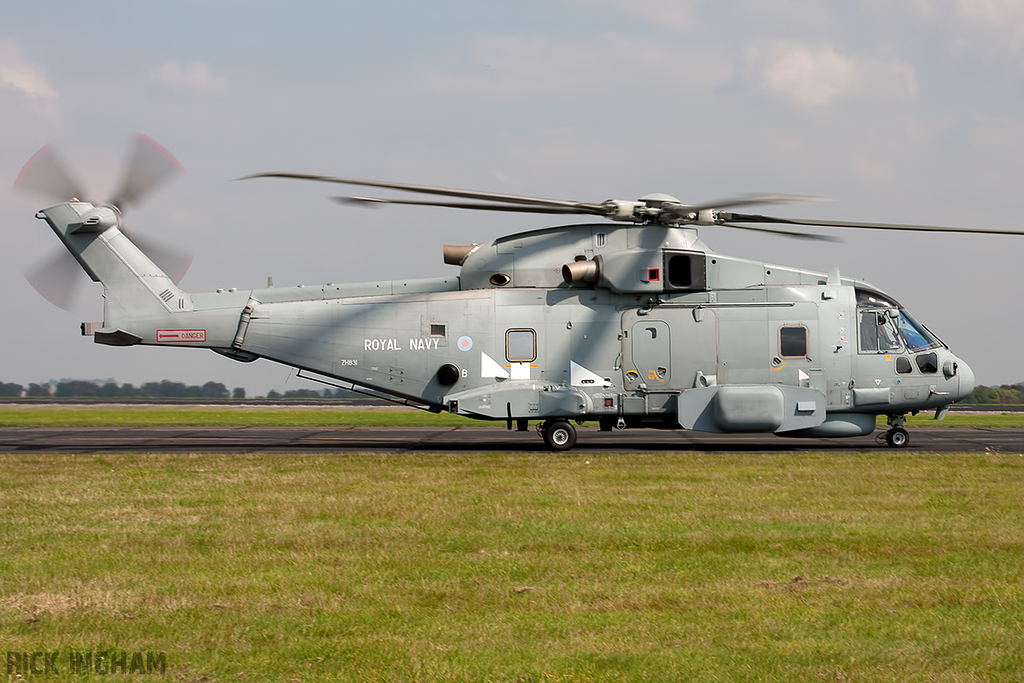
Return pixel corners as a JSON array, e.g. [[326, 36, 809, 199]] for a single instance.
[[247, 173, 827, 224], [335, 195, 606, 215], [721, 213, 1024, 237], [107, 133, 183, 210], [718, 223, 839, 241], [667, 193, 825, 215], [241, 172, 608, 211], [16, 143, 90, 309], [13, 144, 87, 203], [17, 134, 190, 309], [249, 170, 1019, 240], [338, 192, 819, 216], [25, 249, 86, 310]]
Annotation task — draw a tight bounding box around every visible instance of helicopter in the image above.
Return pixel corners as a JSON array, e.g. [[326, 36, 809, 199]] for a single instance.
[[17, 135, 1024, 450]]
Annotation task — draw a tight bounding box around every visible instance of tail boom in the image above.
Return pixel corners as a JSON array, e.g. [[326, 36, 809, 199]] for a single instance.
[[38, 201, 240, 349]]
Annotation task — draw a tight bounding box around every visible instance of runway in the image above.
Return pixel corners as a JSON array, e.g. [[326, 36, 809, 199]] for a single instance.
[[2, 425, 1021, 453]]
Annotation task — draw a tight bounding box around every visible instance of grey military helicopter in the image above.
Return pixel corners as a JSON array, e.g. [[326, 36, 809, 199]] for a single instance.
[[18, 136, 1024, 450]]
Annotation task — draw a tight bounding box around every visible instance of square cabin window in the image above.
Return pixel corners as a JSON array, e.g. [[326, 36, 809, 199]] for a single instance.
[[506, 329, 537, 362], [780, 326, 807, 357]]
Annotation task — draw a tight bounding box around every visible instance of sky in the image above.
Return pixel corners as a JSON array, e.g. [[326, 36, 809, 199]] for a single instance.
[[1, 0, 1023, 396]]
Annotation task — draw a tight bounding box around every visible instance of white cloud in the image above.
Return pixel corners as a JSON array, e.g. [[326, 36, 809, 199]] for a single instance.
[[760, 45, 918, 108], [151, 60, 227, 95], [0, 37, 57, 101], [761, 46, 854, 107]]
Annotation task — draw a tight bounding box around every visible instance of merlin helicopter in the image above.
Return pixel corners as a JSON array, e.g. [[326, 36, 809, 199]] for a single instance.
[[18, 136, 1023, 450]]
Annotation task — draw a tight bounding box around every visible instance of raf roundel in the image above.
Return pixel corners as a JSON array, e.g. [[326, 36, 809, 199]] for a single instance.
[[457, 336, 473, 351]]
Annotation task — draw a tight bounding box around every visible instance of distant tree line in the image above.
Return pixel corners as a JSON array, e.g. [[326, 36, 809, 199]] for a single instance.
[[0, 380, 355, 399], [964, 383, 1024, 404]]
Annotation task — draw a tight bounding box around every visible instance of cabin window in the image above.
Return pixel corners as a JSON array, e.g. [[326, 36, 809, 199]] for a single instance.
[[506, 329, 537, 362], [430, 324, 446, 337], [779, 326, 807, 357]]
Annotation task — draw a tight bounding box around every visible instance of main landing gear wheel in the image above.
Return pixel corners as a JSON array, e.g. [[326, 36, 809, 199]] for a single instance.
[[885, 427, 910, 448], [541, 419, 577, 451]]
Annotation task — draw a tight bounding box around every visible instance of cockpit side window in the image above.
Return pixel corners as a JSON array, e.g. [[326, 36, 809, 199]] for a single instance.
[[859, 310, 902, 354]]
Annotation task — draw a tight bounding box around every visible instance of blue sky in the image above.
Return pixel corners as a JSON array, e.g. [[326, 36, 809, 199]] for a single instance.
[[2, 0, 1023, 394]]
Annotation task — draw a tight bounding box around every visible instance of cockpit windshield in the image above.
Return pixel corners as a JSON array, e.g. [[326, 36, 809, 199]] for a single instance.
[[896, 309, 942, 351], [855, 289, 943, 353]]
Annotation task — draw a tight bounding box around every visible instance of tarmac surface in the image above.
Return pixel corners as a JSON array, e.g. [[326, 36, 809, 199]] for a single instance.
[[2, 425, 1021, 453]]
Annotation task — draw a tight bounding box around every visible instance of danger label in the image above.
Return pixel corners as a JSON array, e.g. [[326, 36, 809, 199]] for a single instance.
[[157, 329, 207, 343]]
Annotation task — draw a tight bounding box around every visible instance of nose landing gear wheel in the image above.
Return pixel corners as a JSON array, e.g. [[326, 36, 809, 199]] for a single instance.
[[885, 427, 909, 448], [541, 419, 577, 451]]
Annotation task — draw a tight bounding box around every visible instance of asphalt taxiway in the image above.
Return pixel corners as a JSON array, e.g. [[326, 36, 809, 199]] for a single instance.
[[1, 425, 1021, 453]]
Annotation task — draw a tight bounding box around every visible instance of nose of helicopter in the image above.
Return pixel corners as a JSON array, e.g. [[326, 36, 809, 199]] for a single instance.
[[955, 357, 976, 402]]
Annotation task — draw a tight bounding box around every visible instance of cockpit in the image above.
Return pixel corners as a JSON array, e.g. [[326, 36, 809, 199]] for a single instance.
[[856, 289, 943, 355]]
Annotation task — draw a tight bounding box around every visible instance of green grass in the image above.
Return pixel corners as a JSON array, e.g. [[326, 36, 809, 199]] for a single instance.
[[2, 450, 1023, 681], [1, 407, 1022, 428], [898, 412, 1024, 427]]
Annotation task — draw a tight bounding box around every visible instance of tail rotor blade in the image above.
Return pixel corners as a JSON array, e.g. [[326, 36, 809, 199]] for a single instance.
[[13, 144, 87, 203], [108, 132, 183, 210], [20, 134, 190, 308], [25, 248, 86, 310]]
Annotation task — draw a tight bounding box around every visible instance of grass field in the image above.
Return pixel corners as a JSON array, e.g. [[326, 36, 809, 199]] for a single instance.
[[2, 450, 1023, 681], [1, 407, 1023, 428]]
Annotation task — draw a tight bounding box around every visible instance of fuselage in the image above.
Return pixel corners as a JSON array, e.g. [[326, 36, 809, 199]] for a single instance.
[[42, 203, 973, 442]]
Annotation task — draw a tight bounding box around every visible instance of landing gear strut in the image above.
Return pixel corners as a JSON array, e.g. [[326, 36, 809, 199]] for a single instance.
[[539, 418, 577, 451], [884, 414, 910, 448]]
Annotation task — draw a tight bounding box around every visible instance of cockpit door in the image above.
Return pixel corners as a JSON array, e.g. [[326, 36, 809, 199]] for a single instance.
[[817, 289, 854, 408]]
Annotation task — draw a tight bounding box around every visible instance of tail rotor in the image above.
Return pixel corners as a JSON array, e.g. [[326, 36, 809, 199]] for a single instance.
[[14, 133, 192, 309]]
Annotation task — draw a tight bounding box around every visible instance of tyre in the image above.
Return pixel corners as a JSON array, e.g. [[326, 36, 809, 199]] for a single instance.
[[885, 427, 909, 448], [542, 419, 577, 451]]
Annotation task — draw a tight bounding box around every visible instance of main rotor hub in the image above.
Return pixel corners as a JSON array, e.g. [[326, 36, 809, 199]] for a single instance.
[[638, 193, 682, 208]]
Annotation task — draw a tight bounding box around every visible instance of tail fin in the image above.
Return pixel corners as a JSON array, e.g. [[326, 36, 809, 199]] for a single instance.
[[39, 201, 192, 344]]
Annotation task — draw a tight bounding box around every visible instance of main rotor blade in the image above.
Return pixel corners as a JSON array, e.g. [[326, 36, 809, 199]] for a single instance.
[[722, 213, 1024, 236], [718, 223, 840, 242], [335, 195, 607, 215], [25, 248, 86, 310], [682, 193, 827, 213], [13, 144, 87, 203], [240, 172, 607, 211], [108, 133, 183, 211]]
